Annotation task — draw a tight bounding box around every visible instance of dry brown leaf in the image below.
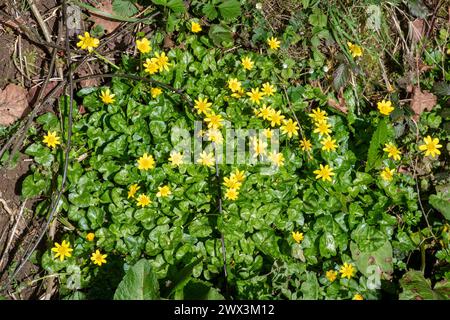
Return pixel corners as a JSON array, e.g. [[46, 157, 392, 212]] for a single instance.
[[409, 19, 425, 45], [89, 0, 121, 34], [0, 84, 29, 126], [327, 88, 348, 114], [411, 86, 437, 119]]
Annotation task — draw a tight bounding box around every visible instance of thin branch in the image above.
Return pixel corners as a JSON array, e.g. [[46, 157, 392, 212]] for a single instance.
[[27, 0, 52, 43]]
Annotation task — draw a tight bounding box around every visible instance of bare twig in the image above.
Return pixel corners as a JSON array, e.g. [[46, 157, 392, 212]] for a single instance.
[[27, 0, 53, 43]]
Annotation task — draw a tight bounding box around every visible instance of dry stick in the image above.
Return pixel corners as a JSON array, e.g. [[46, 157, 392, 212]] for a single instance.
[[27, 0, 53, 43]]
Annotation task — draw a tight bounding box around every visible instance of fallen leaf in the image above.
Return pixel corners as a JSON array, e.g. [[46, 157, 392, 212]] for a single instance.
[[409, 19, 425, 45], [0, 84, 29, 126], [411, 86, 437, 120], [89, 0, 121, 34], [327, 88, 348, 114]]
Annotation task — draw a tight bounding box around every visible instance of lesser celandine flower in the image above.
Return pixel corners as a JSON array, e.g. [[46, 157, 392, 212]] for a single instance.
[[137, 153, 155, 170], [228, 78, 242, 92], [204, 112, 223, 129], [326, 270, 337, 282], [143, 58, 159, 74], [197, 151, 215, 167], [136, 38, 151, 54], [241, 56, 254, 70], [154, 52, 171, 72], [267, 37, 280, 50], [191, 21, 202, 33], [383, 142, 401, 161], [136, 194, 151, 207], [51, 240, 73, 261], [308, 108, 328, 123], [225, 188, 239, 200], [231, 87, 245, 99], [86, 233, 95, 242], [419, 136, 442, 158], [91, 250, 107, 266], [169, 151, 184, 167], [43, 131, 61, 149], [77, 32, 100, 52], [313, 120, 332, 137], [156, 185, 171, 198], [339, 262, 356, 279], [151, 87, 162, 98], [100, 89, 115, 104], [281, 119, 299, 138], [347, 42, 363, 58], [292, 231, 304, 244], [268, 151, 285, 167], [380, 167, 395, 182], [194, 97, 212, 115], [206, 128, 223, 144], [353, 294, 364, 300], [320, 136, 337, 152], [261, 83, 276, 96], [269, 110, 285, 127], [223, 176, 241, 189], [259, 105, 274, 120], [127, 184, 140, 199], [230, 169, 245, 182], [246, 88, 264, 105], [300, 138, 312, 152], [263, 128, 273, 139], [377, 99, 394, 116], [313, 164, 335, 182], [252, 137, 267, 157]]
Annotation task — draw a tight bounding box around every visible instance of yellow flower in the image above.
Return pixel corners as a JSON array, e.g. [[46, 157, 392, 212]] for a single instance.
[[169, 151, 184, 167], [292, 231, 304, 244], [377, 99, 394, 116], [268, 151, 285, 167], [231, 88, 245, 99], [353, 294, 364, 300], [320, 136, 337, 152], [309, 108, 328, 123], [223, 176, 242, 189], [228, 78, 242, 92], [246, 88, 264, 105], [136, 37, 151, 54], [204, 112, 223, 129], [258, 105, 275, 120], [136, 194, 151, 207], [300, 138, 312, 152], [313, 164, 335, 182], [241, 56, 254, 70], [225, 188, 239, 200], [267, 37, 280, 50], [281, 118, 299, 138], [261, 82, 276, 96], [127, 184, 140, 199], [251, 137, 267, 157], [151, 87, 162, 98], [339, 262, 356, 279], [91, 250, 107, 266], [347, 41, 363, 58], [270, 110, 285, 127], [380, 167, 395, 182], [86, 233, 95, 242], [143, 58, 159, 74], [191, 21, 202, 33], [313, 120, 332, 137], [43, 131, 61, 149], [206, 128, 223, 144], [51, 240, 73, 261], [137, 153, 155, 170], [100, 88, 115, 104], [194, 97, 212, 115], [197, 151, 215, 167], [157, 185, 171, 198], [383, 142, 401, 161], [230, 169, 245, 182], [76, 32, 100, 52], [154, 52, 171, 72], [263, 128, 273, 139], [419, 136, 442, 158], [326, 270, 337, 282]]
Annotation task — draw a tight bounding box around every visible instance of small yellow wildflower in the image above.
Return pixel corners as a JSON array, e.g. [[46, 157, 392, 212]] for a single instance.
[[353, 294, 364, 300], [223, 176, 242, 190], [326, 270, 337, 282], [136, 194, 151, 207], [197, 151, 215, 167], [268, 151, 285, 167], [169, 151, 184, 167], [100, 89, 115, 104], [76, 32, 99, 52], [258, 105, 275, 120], [86, 233, 95, 242], [191, 21, 202, 33], [270, 110, 285, 127], [143, 58, 159, 74], [377, 99, 394, 116], [251, 137, 267, 157], [151, 87, 162, 98], [51, 240, 73, 262], [313, 164, 335, 182], [127, 184, 140, 199], [154, 52, 171, 72], [320, 136, 337, 152], [136, 38, 151, 54], [261, 82, 276, 96], [340, 262, 356, 279], [231, 88, 245, 99], [383, 143, 401, 161], [43, 131, 61, 149], [263, 128, 273, 139], [230, 169, 245, 182], [300, 138, 312, 152], [313, 120, 332, 137], [156, 185, 171, 198], [246, 88, 264, 105], [308, 108, 328, 123], [292, 231, 304, 244], [204, 112, 223, 129], [380, 167, 395, 182], [206, 128, 223, 144], [347, 41, 363, 58], [137, 153, 155, 170], [267, 37, 281, 50], [280, 118, 299, 138], [419, 136, 442, 158], [194, 97, 212, 115], [228, 78, 242, 92], [91, 250, 107, 266], [241, 56, 254, 70], [225, 188, 239, 201]]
